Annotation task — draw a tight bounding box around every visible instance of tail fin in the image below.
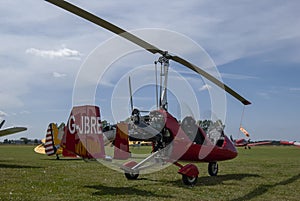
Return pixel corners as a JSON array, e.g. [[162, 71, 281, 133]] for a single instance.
[[45, 123, 60, 156], [61, 105, 105, 159], [114, 123, 130, 159]]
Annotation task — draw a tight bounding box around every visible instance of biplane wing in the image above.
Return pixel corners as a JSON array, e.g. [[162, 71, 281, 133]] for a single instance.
[[0, 127, 27, 137], [247, 141, 272, 146], [0, 120, 27, 137], [294, 142, 300, 147], [232, 137, 272, 148]]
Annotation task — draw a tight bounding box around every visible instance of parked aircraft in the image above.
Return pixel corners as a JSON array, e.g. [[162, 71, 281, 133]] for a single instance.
[[34, 123, 76, 159], [44, 0, 253, 185]]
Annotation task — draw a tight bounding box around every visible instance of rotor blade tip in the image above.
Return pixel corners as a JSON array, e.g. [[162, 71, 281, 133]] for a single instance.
[[243, 100, 251, 105]]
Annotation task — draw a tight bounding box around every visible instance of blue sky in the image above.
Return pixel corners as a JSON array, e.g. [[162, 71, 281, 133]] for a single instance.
[[1, 0, 300, 141]]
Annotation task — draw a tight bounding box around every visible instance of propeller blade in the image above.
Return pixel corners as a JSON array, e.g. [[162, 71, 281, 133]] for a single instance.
[[129, 76, 134, 113], [0, 120, 5, 129], [46, 0, 251, 105]]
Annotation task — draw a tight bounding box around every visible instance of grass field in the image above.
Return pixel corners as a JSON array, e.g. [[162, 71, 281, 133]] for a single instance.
[[0, 145, 299, 201]]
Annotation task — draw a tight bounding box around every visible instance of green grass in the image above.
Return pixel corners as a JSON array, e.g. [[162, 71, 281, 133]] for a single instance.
[[0, 145, 299, 201]]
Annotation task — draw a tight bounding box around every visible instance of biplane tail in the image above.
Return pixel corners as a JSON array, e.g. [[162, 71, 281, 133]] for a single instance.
[[35, 123, 76, 158], [61, 105, 106, 159], [44, 123, 61, 156]]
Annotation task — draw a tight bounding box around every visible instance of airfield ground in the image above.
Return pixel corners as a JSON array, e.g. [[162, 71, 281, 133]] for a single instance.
[[0, 145, 299, 201]]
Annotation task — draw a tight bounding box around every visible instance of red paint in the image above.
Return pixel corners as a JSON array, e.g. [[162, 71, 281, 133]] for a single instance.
[[178, 163, 199, 178], [61, 105, 105, 159], [114, 123, 130, 159], [155, 109, 238, 163]]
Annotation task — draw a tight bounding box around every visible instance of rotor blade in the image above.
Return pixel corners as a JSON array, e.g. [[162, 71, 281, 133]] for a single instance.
[[171, 56, 251, 105], [129, 76, 134, 112], [45, 0, 251, 105], [45, 0, 164, 55]]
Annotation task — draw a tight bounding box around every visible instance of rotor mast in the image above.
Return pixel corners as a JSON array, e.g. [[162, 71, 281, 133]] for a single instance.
[[156, 52, 170, 111]]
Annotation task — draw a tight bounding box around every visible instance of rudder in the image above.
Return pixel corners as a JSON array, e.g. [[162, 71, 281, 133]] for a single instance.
[[44, 123, 59, 156], [61, 105, 106, 159]]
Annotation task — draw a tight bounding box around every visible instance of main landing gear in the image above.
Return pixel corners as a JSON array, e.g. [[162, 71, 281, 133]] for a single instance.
[[182, 174, 198, 186], [122, 161, 220, 186], [124, 172, 139, 180], [122, 161, 140, 180], [208, 162, 218, 176], [175, 162, 199, 186], [176, 162, 219, 186]]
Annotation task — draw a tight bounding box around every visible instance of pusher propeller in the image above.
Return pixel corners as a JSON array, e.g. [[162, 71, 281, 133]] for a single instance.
[[46, 0, 251, 105]]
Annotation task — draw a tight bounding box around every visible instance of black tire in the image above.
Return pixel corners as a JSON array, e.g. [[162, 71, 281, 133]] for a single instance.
[[182, 175, 198, 186], [124, 172, 139, 180], [208, 162, 218, 176]]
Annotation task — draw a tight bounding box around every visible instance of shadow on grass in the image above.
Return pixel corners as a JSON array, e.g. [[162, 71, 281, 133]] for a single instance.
[[129, 173, 260, 188], [0, 160, 11, 163], [85, 184, 173, 198], [84, 174, 260, 198], [230, 173, 300, 201], [41, 158, 82, 161], [0, 163, 42, 169], [198, 173, 260, 186]]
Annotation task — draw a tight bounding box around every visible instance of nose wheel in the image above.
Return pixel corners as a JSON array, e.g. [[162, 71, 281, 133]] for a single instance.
[[182, 174, 198, 186], [208, 162, 218, 176], [176, 163, 199, 186], [124, 172, 139, 180]]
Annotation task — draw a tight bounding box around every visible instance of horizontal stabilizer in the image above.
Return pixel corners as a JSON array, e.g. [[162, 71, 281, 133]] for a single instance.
[[34, 144, 46, 155]]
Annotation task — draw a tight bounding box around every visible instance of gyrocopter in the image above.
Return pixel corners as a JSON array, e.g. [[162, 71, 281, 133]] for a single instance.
[[44, 0, 251, 186]]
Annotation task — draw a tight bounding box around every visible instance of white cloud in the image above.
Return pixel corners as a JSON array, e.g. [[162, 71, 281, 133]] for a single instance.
[[199, 84, 212, 92], [53, 72, 67, 78], [257, 92, 271, 99], [0, 111, 7, 117], [20, 111, 30, 115], [221, 73, 258, 80], [289, 88, 300, 92], [0, 67, 31, 109], [25, 47, 82, 59]]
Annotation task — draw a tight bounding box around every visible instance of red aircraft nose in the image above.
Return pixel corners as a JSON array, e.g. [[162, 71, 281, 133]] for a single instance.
[[224, 135, 238, 160]]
